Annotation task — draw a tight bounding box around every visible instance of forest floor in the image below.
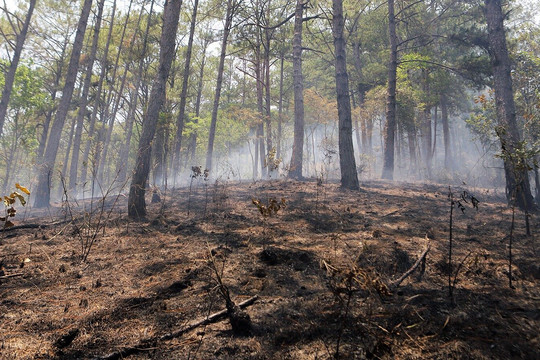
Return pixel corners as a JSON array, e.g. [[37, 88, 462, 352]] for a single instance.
[[0, 179, 539, 359]]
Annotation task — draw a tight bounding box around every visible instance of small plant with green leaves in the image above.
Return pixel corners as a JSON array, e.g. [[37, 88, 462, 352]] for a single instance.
[[1, 183, 30, 230]]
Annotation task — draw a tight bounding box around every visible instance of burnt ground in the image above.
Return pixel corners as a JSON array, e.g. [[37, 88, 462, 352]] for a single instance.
[[0, 179, 538, 359]]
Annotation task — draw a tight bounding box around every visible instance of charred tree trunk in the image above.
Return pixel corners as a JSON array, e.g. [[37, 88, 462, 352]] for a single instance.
[[0, 0, 36, 136], [288, 0, 305, 180], [128, 0, 183, 218], [332, 0, 359, 190], [34, 0, 93, 208], [381, 0, 397, 180], [485, 0, 535, 211]]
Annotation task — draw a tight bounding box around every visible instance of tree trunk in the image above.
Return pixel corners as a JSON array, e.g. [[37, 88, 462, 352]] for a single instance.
[[34, 0, 93, 208], [79, 0, 117, 192], [187, 34, 210, 166], [277, 55, 284, 160], [128, 0, 182, 218], [97, 0, 136, 188], [37, 39, 69, 163], [263, 25, 273, 160], [206, 0, 235, 173], [0, 0, 36, 136], [332, 0, 359, 190], [172, 0, 199, 178], [422, 71, 432, 178], [117, 0, 155, 186], [288, 0, 305, 180], [255, 41, 266, 178], [407, 129, 417, 175], [68, 0, 106, 193], [58, 115, 77, 198], [423, 106, 432, 178], [381, 0, 397, 180], [485, 0, 535, 211], [440, 95, 453, 170], [153, 104, 169, 187]]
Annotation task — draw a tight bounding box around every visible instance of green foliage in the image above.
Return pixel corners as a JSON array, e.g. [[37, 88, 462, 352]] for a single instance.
[[466, 92, 498, 149], [0, 60, 48, 114]]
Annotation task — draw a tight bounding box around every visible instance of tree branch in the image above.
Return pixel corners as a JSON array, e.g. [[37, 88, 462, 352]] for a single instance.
[[95, 295, 259, 360], [389, 243, 430, 290]]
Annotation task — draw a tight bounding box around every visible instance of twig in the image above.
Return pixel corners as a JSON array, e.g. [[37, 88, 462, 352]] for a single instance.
[[389, 244, 430, 290], [94, 295, 258, 360], [0, 273, 24, 279]]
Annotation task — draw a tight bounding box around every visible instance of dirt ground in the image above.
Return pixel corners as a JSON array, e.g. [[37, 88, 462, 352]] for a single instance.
[[0, 179, 539, 359]]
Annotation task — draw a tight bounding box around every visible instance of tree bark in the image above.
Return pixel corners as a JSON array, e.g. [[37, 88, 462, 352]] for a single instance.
[[255, 38, 266, 178], [440, 95, 453, 170], [263, 15, 273, 163], [172, 0, 199, 178], [187, 34, 210, 167], [79, 0, 117, 192], [332, 0, 359, 190], [205, 0, 236, 172], [277, 55, 284, 160], [0, 0, 36, 136], [381, 0, 397, 180], [128, 0, 183, 218], [34, 0, 93, 208], [117, 0, 155, 186], [37, 39, 69, 163], [288, 0, 305, 180], [68, 0, 106, 193], [485, 0, 535, 211], [97, 0, 136, 188]]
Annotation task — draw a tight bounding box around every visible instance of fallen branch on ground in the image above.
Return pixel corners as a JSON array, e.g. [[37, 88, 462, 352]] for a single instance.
[[389, 243, 430, 291], [94, 295, 258, 360], [1, 217, 85, 232], [0, 273, 24, 279]]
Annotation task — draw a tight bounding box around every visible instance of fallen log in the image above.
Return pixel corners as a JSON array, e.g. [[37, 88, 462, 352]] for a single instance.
[[94, 295, 259, 360]]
